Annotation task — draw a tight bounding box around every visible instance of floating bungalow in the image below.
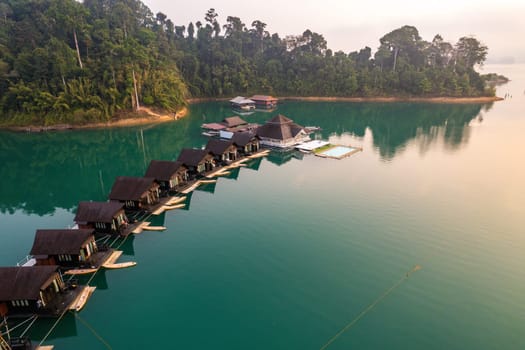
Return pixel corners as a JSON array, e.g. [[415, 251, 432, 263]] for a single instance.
[[206, 138, 239, 165], [177, 149, 216, 179], [74, 201, 134, 236], [222, 116, 248, 129], [108, 176, 160, 212], [250, 95, 278, 108], [0, 266, 68, 317], [256, 114, 310, 148], [232, 131, 261, 156], [201, 116, 259, 138], [29, 229, 111, 271], [145, 160, 189, 194], [229, 96, 255, 110]]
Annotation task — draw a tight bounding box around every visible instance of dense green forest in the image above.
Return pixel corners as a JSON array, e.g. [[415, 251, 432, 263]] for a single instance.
[[0, 0, 493, 125]]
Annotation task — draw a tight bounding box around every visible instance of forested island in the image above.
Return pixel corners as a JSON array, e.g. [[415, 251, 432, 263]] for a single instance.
[[0, 0, 499, 127]]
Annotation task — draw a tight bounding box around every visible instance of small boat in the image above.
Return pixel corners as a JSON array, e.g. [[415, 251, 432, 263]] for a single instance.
[[70, 286, 96, 312], [103, 261, 137, 269], [64, 268, 98, 275], [142, 225, 167, 231], [163, 203, 185, 210]]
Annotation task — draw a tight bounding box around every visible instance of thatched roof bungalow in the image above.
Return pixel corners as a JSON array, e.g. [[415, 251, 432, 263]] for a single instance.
[[231, 131, 261, 155], [75, 201, 129, 236], [29, 229, 98, 268], [205, 138, 239, 165], [0, 266, 65, 316], [108, 177, 160, 211], [145, 160, 189, 193], [176, 149, 215, 178]]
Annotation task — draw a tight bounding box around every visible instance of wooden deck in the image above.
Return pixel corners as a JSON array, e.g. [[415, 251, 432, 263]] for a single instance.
[[68, 286, 96, 312], [151, 196, 188, 215], [102, 250, 123, 266], [180, 179, 217, 194]]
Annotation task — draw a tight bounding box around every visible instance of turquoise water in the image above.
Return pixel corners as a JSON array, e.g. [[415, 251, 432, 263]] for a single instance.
[[1, 64, 524, 349]]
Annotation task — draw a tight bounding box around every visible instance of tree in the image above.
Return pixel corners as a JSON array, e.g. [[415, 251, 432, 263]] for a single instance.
[[455, 36, 488, 69], [379, 25, 422, 71]]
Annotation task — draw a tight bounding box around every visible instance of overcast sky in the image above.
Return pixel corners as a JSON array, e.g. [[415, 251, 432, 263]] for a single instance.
[[143, 0, 525, 64]]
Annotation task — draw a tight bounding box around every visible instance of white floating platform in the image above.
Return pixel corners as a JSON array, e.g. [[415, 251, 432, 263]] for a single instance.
[[295, 140, 330, 151]]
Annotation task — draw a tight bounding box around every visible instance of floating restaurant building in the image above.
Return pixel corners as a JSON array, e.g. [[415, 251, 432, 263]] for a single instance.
[[250, 95, 278, 108], [256, 114, 310, 148], [29, 229, 100, 269], [145, 160, 189, 193], [108, 176, 160, 211], [229, 96, 256, 110]]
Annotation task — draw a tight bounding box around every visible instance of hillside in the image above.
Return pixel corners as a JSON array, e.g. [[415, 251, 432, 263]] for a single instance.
[[0, 0, 494, 126]]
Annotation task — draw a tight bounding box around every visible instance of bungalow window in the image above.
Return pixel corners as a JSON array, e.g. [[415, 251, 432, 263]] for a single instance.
[[126, 200, 135, 207], [197, 164, 205, 173]]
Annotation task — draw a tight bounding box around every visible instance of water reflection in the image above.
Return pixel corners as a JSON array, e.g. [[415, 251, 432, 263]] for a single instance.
[[0, 101, 487, 215], [266, 149, 304, 166]]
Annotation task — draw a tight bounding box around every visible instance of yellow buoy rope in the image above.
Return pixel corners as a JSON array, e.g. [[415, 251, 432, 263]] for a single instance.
[[71, 311, 112, 350], [319, 265, 422, 350]]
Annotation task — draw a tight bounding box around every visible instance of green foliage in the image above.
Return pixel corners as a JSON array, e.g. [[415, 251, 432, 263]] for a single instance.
[[0, 0, 188, 126], [0, 1, 493, 126]]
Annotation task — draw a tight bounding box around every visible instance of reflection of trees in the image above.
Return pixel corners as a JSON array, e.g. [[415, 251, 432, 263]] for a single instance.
[[274, 101, 486, 160], [0, 101, 487, 215], [0, 118, 194, 216]]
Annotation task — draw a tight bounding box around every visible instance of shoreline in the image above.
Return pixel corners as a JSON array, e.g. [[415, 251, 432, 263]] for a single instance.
[[1, 95, 502, 131], [3, 106, 189, 132], [279, 96, 503, 104]]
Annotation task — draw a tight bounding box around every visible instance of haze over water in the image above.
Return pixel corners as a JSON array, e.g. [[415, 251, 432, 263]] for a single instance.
[[0, 64, 524, 349]]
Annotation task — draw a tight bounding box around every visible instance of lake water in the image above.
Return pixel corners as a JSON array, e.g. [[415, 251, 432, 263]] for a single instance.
[[0, 64, 524, 349]]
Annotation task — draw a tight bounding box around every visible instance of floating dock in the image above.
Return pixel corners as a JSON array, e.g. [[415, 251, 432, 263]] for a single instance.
[[69, 286, 96, 312], [315, 145, 362, 159], [102, 250, 136, 270]]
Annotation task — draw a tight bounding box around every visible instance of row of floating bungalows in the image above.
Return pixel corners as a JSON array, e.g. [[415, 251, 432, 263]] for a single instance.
[[0, 114, 306, 319], [1, 228, 113, 318]]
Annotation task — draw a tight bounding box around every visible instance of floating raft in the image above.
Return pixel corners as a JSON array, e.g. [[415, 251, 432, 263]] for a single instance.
[[36, 346, 55, 350], [205, 167, 230, 178], [103, 261, 137, 269], [246, 149, 270, 159], [64, 268, 98, 276], [142, 225, 166, 231], [102, 250, 136, 270], [169, 196, 187, 204], [315, 145, 362, 159], [131, 221, 152, 234], [69, 286, 96, 312], [102, 250, 123, 265]]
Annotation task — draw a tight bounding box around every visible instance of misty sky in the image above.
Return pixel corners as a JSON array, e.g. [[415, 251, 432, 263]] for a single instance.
[[143, 0, 525, 64]]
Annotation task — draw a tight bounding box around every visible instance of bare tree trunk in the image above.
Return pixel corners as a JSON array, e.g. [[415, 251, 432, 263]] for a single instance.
[[73, 29, 83, 69], [393, 47, 398, 72], [132, 69, 140, 111], [62, 75, 67, 90]]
